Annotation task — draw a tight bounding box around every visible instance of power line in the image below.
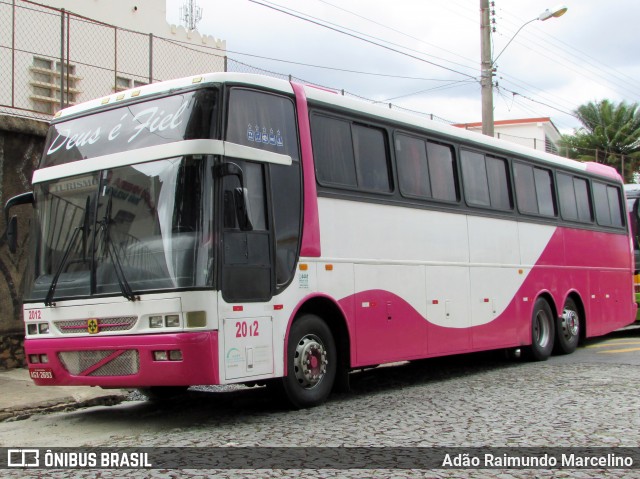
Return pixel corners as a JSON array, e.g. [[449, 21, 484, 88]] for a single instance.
[[248, 0, 478, 80], [495, 9, 640, 100], [383, 79, 477, 102], [312, 0, 479, 74]]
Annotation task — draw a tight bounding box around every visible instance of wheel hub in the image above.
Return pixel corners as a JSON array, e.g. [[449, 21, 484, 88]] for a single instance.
[[294, 335, 328, 389], [534, 310, 551, 347], [562, 309, 579, 337]]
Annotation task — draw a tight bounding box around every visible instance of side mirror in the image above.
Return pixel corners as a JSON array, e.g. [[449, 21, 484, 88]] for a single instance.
[[4, 191, 34, 254], [215, 163, 253, 232], [6, 216, 17, 254]]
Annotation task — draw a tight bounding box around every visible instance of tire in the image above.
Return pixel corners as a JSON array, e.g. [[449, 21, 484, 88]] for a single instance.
[[138, 386, 189, 402], [527, 298, 555, 361], [553, 297, 580, 355], [281, 314, 337, 409]]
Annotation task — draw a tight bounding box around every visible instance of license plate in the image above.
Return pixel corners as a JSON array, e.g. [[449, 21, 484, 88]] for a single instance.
[[30, 368, 54, 380]]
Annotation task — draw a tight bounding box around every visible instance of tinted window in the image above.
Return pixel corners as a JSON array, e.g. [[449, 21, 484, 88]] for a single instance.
[[312, 114, 391, 193], [43, 88, 218, 167], [311, 115, 356, 187], [557, 172, 578, 220], [487, 156, 511, 210], [353, 124, 391, 192], [227, 88, 302, 287], [574, 177, 593, 222], [461, 150, 490, 207], [594, 182, 624, 227], [514, 163, 555, 217], [461, 150, 511, 210], [557, 173, 593, 223], [227, 88, 299, 159], [534, 168, 556, 216], [396, 135, 431, 198], [608, 186, 624, 227], [427, 142, 458, 201]]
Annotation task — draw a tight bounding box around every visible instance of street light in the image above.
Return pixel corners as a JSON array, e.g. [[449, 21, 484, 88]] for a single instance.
[[480, 3, 567, 137]]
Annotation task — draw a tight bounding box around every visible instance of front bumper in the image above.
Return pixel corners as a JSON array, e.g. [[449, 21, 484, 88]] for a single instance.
[[25, 331, 219, 387]]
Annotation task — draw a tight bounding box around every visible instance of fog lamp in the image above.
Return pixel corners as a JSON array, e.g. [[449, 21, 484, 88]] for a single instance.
[[153, 350, 168, 361]]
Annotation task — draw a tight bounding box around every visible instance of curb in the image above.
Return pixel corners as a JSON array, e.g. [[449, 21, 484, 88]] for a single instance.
[[0, 394, 128, 422]]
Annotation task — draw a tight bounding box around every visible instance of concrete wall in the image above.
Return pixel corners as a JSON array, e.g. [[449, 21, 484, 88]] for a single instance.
[[0, 114, 47, 369]]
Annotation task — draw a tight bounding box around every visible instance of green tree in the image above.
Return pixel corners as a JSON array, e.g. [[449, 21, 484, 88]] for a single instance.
[[560, 100, 640, 182]]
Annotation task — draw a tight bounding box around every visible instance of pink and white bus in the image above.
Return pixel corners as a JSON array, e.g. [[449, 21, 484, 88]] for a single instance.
[[7, 73, 636, 408]]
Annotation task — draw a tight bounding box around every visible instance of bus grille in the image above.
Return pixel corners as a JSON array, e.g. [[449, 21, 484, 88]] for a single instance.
[[58, 350, 139, 376], [53, 316, 138, 334]]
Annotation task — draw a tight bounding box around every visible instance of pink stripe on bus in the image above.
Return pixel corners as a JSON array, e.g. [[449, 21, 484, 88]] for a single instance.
[[291, 81, 321, 257]]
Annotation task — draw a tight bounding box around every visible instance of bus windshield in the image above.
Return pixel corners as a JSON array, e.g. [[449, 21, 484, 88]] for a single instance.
[[26, 156, 215, 303], [25, 88, 219, 303]]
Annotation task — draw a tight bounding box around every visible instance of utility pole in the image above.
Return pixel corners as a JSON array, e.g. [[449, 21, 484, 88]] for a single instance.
[[480, 0, 494, 137]]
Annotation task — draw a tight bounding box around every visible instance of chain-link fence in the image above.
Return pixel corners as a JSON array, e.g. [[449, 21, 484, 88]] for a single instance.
[[0, 0, 226, 120]]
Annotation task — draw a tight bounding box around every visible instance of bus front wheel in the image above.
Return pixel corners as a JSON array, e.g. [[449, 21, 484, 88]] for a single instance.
[[528, 298, 555, 361], [281, 314, 336, 409]]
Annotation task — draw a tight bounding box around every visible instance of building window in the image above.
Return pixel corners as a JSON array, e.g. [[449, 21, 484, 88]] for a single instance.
[[30, 57, 80, 114], [115, 76, 148, 92], [545, 134, 559, 155]]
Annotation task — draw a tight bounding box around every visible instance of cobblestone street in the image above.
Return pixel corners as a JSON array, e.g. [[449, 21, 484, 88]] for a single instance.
[[2, 329, 640, 478]]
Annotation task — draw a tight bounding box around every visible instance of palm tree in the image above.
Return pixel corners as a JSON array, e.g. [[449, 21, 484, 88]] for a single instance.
[[560, 100, 640, 182]]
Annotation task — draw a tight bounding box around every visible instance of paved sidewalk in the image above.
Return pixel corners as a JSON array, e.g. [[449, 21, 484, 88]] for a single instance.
[[0, 367, 128, 421]]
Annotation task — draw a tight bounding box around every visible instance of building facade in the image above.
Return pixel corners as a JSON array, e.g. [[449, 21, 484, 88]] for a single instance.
[[1, 0, 226, 118], [454, 118, 562, 155]]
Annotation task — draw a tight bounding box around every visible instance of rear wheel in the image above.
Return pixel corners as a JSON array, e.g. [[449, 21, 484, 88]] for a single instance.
[[281, 314, 336, 409], [527, 298, 555, 361], [554, 297, 580, 355]]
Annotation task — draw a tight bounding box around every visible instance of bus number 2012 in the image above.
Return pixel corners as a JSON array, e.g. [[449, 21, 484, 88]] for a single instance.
[[236, 320, 259, 338]]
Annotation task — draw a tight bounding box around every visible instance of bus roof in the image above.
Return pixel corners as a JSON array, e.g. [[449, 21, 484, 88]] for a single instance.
[[53, 72, 619, 181]]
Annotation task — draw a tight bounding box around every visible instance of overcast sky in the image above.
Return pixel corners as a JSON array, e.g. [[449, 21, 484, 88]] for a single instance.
[[166, 0, 640, 134]]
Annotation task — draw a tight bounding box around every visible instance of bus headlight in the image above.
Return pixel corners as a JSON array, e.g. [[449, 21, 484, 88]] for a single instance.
[[149, 316, 163, 328], [165, 315, 180, 328]]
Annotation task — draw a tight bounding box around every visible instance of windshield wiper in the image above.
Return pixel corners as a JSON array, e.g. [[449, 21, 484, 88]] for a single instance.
[[44, 226, 82, 307], [98, 192, 137, 302], [44, 196, 92, 307]]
